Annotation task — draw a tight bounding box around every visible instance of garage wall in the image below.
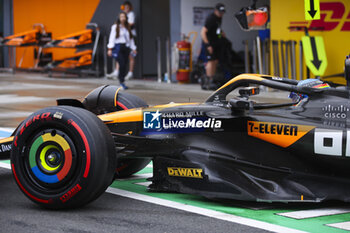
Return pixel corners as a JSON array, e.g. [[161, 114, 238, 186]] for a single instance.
[[180, 0, 269, 57], [13, 0, 100, 68]]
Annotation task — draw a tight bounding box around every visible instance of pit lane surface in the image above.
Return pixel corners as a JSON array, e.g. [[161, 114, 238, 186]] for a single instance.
[[0, 167, 264, 233], [0, 73, 349, 233]]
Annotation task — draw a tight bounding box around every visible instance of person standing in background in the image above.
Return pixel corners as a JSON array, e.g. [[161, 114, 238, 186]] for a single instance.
[[200, 3, 226, 90], [107, 12, 136, 90], [122, 1, 137, 80]]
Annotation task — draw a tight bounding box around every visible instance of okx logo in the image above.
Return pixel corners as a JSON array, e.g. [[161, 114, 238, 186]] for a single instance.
[[143, 110, 162, 129]]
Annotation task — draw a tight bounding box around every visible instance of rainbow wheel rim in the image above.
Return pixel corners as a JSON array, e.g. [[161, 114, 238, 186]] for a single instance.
[[29, 132, 72, 184]]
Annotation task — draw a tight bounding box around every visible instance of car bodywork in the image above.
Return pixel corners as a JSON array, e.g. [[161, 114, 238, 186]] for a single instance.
[[1, 73, 350, 203]]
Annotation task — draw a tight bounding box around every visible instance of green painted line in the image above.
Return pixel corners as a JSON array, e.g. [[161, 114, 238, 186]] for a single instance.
[[1, 158, 349, 232], [1, 160, 10, 164], [110, 173, 350, 233], [135, 166, 152, 174]]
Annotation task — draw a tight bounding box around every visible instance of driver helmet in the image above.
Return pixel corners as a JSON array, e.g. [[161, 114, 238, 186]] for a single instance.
[[289, 79, 330, 102]]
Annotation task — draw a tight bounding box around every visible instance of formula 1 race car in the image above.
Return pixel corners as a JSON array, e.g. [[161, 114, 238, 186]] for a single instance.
[[1, 73, 350, 209]]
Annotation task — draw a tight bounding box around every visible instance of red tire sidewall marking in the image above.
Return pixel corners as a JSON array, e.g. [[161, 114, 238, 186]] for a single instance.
[[11, 164, 51, 204], [69, 120, 91, 178]]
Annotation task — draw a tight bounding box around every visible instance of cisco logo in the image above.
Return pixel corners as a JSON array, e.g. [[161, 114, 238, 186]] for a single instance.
[[322, 105, 350, 119]]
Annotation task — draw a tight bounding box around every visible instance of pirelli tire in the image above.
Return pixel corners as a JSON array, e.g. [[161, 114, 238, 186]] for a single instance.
[[83, 85, 151, 178], [10, 106, 116, 209]]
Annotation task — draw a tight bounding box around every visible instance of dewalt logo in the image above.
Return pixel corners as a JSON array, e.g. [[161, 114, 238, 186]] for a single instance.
[[167, 167, 203, 178], [248, 121, 315, 148]]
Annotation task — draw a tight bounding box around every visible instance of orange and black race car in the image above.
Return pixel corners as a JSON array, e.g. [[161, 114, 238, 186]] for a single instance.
[[1, 73, 350, 209]]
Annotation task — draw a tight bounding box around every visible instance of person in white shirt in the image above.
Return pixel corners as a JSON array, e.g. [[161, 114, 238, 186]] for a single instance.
[[107, 12, 137, 90], [122, 1, 136, 80]]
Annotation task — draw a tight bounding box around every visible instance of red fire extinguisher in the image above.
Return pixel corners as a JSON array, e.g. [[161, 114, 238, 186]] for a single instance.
[[176, 35, 192, 83]]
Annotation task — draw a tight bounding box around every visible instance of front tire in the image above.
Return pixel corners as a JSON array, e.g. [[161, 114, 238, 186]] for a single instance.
[[11, 106, 116, 209]]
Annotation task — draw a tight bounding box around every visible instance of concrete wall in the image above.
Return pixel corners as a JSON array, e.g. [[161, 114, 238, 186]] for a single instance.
[[180, 0, 269, 58]]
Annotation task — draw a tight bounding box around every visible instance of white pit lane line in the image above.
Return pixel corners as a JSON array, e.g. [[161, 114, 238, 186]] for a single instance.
[[327, 221, 350, 231], [277, 208, 350, 219], [134, 181, 152, 187], [0, 162, 306, 233], [0, 94, 48, 104], [0, 162, 11, 169], [106, 188, 306, 233], [115, 173, 152, 180]]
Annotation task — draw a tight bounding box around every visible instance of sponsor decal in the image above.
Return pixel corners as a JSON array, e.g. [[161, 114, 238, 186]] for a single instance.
[[322, 120, 345, 128], [143, 110, 162, 129], [53, 112, 63, 119], [60, 183, 82, 203], [162, 111, 203, 118], [19, 112, 51, 135], [272, 77, 283, 81], [0, 143, 11, 153], [143, 110, 222, 130], [314, 129, 350, 157], [289, 2, 350, 31], [163, 118, 221, 130], [167, 167, 203, 178], [322, 104, 349, 119], [248, 121, 315, 148]]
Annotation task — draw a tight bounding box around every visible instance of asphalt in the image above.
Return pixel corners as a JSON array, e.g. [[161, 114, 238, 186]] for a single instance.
[[0, 72, 271, 233], [0, 168, 269, 233], [0, 72, 290, 127]]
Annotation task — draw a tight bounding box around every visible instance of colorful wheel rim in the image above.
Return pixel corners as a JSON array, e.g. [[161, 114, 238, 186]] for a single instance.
[[29, 132, 72, 184]]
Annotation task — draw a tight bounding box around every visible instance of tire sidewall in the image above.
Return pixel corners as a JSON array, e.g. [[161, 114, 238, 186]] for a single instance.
[[11, 106, 111, 208]]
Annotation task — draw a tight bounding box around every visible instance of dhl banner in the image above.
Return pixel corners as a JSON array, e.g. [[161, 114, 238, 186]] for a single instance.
[[271, 0, 350, 83]]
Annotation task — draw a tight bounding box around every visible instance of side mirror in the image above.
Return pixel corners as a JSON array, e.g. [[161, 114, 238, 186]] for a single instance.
[[229, 98, 251, 111], [239, 87, 260, 97]]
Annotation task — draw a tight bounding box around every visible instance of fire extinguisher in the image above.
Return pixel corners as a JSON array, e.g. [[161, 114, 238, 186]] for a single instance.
[[176, 35, 192, 83]]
